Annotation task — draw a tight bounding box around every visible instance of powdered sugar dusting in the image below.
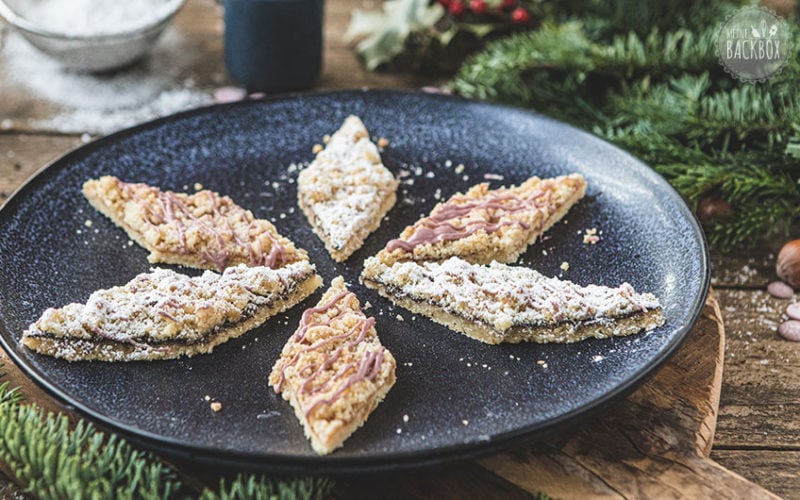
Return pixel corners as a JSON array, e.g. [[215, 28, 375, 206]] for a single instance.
[[3, 30, 213, 134], [15, 0, 183, 36], [298, 115, 398, 251], [23, 261, 316, 360], [363, 256, 662, 333]]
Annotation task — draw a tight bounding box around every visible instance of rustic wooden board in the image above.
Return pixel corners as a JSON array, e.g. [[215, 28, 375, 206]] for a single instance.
[[331, 291, 778, 497], [475, 292, 776, 498], [0, 135, 83, 202], [712, 450, 800, 500], [1, 0, 798, 495]]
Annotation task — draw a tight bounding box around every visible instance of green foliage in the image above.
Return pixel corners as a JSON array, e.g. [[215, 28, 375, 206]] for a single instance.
[[0, 390, 184, 499], [787, 125, 800, 159], [345, 0, 445, 70], [200, 474, 333, 500], [452, 1, 800, 250], [0, 377, 332, 499]]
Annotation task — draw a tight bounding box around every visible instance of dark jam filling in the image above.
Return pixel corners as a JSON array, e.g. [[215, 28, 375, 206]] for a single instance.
[[30, 271, 312, 349], [371, 281, 648, 334]]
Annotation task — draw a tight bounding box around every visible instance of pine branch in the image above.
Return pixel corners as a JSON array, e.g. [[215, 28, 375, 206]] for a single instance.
[[707, 198, 798, 251], [552, 0, 747, 36], [0, 400, 184, 499], [201, 474, 334, 500], [451, 3, 800, 250], [648, 156, 800, 251], [0, 375, 333, 499], [449, 22, 596, 102]]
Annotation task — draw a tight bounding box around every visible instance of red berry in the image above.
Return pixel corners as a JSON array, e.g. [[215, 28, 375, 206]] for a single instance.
[[449, 0, 465, 16], [470, 0, 487, 14], [511, 6, 530, 23]]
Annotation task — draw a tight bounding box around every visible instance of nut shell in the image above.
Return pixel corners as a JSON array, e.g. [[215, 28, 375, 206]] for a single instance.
[[777, 240, 800, 289]]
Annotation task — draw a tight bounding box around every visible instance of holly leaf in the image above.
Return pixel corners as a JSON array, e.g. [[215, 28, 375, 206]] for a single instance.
[[346, 0, 445, 70], [435, 22, 499, 45]]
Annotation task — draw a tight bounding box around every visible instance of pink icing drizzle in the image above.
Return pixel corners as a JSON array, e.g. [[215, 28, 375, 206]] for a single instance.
[[386, 188, 554, 252], [121, 182, 287, 271], [272, 290, 384, 418]]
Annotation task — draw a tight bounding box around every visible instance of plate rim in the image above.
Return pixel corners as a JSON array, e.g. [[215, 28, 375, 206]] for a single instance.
[[0, 89, 711, 473]]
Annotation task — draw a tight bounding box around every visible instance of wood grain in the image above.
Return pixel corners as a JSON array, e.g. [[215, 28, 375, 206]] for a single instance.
[[0, 0, 797, 496], [712, 450, 800, 500], [471, 292, 775, 499], [0, 135, 82, 203], [335, 291, 779, 498]]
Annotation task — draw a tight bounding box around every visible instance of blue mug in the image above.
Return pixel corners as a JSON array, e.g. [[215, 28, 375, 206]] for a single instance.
[[224, 0, 324, 93]]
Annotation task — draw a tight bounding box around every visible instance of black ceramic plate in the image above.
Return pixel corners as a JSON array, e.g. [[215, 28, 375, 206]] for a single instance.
[[0, 90, 708, 473]]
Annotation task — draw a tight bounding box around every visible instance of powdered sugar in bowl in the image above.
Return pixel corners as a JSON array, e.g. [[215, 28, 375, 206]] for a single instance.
[[0, 0, 186, 72]]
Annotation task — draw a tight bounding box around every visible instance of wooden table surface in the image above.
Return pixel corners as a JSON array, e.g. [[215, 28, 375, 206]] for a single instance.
[[1, 0, 797, 497]]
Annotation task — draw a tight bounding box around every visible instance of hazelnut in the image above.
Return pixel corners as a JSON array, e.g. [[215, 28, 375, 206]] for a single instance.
[[777, 239, 800, 289]]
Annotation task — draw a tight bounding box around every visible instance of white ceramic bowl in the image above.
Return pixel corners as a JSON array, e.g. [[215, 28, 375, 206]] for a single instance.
[[0, 0, 186, 72]]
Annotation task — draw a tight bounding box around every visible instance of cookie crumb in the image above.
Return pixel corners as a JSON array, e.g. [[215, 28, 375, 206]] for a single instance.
[[312, 144, 323, 154], [560, 261, 570, 271], [323, 134, 331, 144], [462, 419, 469, 426], [84, 219, 93, 228], [377, 137, 389, 148], [403, 414, 409, 423], [454, 164, 465, 174], [210, 401, 222, 412], [204, 395, 211, 401], [194, 183, 203, 191], [582, 227, 600, 244], [396, 314, 404, 322]]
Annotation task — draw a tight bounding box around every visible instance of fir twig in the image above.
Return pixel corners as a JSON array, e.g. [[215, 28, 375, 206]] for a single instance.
[[451, 2, 800, 250], [0, 376, 332, 499], [200, 474, 334, 500], [0, 399, 184, 499]]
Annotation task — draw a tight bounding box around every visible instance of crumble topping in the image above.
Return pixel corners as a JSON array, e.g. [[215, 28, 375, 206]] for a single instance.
[[379, 174, 587, 265], [298, 116, 398, 257], [83, 176, 307, 271], [270, 277, 396, 454], [362, 256, 662, 333], [23, 261, 317, 358]]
